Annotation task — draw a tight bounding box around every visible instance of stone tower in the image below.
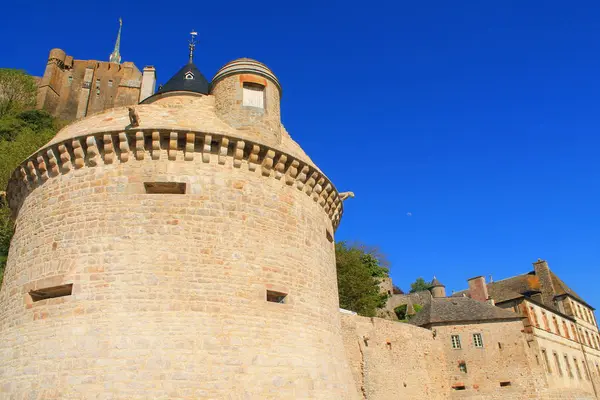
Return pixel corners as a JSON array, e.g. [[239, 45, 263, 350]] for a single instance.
[[0, 42, 358, 398], [430, 276, 446, 298]]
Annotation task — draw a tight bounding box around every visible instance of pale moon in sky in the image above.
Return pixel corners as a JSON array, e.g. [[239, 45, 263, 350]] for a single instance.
[[406, 212, 412, 217]]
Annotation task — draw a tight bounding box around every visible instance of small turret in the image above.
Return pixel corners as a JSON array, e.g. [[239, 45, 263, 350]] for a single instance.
[[430, 276, 446, 298], [211, 58, 282, 142]]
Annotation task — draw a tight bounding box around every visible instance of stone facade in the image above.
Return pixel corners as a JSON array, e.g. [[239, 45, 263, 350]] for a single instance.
[[36, 48, 155, 121], [341, 314, 447, 400], [2, 41, 599, 399], [434, 319, 545, 399], [1, 59, 354, 399]]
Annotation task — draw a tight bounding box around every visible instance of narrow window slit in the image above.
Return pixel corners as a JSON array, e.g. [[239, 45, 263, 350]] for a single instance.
[[500, 381, 511, 387], [266, 290, 287, 304], [29, 283, 73, 302], [144, 182, 186, 194], [325, 229, 334, 243]]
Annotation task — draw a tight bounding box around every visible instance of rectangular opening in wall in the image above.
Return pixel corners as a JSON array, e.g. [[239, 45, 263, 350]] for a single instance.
[[452, 385, 466, 391], [266, 290, 287, 304], [499, 381, 511, 387], [29, 283, 73, 302], [144, 182, 186, 194], [242, 82, 265, 109], [325, 228, 334, 243]]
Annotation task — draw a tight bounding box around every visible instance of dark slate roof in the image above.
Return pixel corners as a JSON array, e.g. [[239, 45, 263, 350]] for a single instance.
[[431, 277, 444, 287], [452, 270, 589, 309], [156, 62, 210, 95], [409, 297, 522, 327]]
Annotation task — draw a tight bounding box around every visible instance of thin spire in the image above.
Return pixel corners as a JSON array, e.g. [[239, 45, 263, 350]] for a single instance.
[[109, 18, 123, 64], [188, 30, 198, 63]]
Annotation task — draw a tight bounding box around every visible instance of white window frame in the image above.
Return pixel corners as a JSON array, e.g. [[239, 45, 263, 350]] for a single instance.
[[473, 333, 483, 348], [451, 335, 461, 349], [242, 82, 265, 109]]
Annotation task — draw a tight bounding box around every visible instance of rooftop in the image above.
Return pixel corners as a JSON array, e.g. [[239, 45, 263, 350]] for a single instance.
[[155, 61, 210, 96], [410, 297, 522, 327], [452, 270, 592, 310]]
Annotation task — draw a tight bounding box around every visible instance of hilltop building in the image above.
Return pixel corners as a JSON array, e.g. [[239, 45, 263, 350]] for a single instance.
[[0, 28, 598, 399], [36, 19, 156, 121]]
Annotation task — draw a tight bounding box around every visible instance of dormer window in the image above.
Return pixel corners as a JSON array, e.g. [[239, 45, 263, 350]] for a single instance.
[[185, 71, 194, 80], [242, 82, 264, 109]]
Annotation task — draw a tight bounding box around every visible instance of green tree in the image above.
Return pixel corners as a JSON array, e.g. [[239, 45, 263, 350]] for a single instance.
[[394, 303, 423, 321], [0, 205, 11, 288], [0, 69, 37, 118], [0, 70, 58, 287], [336, 242, 389, 317], [409, 277, 431, 293]]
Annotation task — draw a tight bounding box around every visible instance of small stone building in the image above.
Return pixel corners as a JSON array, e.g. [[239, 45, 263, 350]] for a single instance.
[[409, 297, 545, 399]]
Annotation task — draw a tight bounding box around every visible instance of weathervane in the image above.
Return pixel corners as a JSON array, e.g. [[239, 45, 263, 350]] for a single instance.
[[188, 30, 198, 63]]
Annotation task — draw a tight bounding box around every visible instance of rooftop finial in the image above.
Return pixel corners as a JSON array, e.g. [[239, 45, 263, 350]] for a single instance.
[[109, 18, 123, 64], [188, 30, 198, 63]]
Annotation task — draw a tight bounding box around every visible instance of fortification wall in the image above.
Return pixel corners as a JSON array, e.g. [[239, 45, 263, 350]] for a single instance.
[[433, 319, 546, 399], [0, 124, 355, 398], [340, 314, 448, 400]]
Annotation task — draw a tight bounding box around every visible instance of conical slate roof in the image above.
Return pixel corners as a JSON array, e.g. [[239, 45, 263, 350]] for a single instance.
[[431, 276, 444, 288], [157, 62, 210, 95]]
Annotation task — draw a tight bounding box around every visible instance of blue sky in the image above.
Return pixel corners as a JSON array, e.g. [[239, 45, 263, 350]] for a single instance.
[[2, 1, 600, 305]]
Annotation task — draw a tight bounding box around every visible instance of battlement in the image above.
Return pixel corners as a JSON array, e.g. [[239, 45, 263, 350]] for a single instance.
[[6, 129, 344, 229], [37, 49, 145, 121]]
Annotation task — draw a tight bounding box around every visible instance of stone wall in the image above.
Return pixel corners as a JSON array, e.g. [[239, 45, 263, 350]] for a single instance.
[[340, 314, 448, 400], [36, 48, 142, 121], [0, 111, 356, 398], [434, 320, 546, 400]]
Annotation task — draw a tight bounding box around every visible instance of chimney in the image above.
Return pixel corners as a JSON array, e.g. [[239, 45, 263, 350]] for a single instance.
[[467, 276, 489, 302], [533, 259, 555, 307], [139, 66, 157, 102]]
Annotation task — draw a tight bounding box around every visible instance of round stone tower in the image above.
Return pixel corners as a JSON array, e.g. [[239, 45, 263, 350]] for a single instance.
[[0, 56, 357, 399], [430, 276, 446, 298], [211, 58, 282, 143]]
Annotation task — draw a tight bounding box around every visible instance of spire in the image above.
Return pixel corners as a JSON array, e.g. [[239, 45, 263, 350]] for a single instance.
[[188, 30, 198, 64], [109, 18, 123, 64]]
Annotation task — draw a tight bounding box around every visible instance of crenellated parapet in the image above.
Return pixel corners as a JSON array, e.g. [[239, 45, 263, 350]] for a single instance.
[[6, 130, 344, 229]]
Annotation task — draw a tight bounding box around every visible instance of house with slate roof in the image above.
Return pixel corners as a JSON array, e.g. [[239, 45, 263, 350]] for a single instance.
[[451, 259, 600, 397], [409, 297, 545, 396]]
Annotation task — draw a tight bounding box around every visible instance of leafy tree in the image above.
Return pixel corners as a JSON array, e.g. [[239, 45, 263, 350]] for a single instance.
[[394, 303, 423, 321], [0, 69, 37, 118], [0, 70, 59, 287], [409, 277, 431, 293], [336, 242, 389, 317]]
